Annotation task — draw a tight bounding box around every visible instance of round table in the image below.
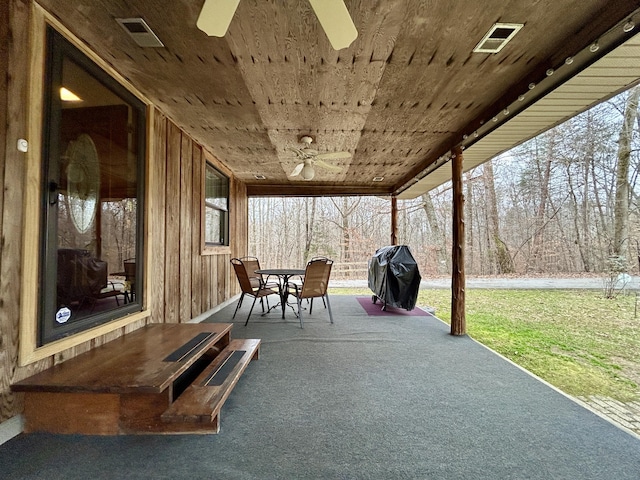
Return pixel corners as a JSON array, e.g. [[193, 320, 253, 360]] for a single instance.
[[255, 268, 305, 319]]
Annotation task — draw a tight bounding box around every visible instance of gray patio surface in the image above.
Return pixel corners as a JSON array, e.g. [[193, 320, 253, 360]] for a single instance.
[[1, 294, 639, 479]]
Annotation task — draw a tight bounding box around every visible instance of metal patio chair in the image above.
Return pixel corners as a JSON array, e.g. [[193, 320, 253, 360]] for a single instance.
[[288, 257, 334, 328], [231, 257, 279, 325]]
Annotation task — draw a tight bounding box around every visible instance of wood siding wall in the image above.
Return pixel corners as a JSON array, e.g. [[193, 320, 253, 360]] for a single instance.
[[149, 110, 246, 326], [0, 1, 247, 425]]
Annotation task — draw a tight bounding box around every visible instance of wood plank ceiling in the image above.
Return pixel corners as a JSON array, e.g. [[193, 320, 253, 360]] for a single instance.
[[38, 0, 640, 198]]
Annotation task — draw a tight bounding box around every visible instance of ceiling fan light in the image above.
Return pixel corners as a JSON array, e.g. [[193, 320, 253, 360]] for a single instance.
[[301, 164, 315, 180]]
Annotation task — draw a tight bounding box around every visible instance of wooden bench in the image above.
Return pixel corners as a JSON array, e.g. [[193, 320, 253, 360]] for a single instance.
[[12, 323, 261, 435], [161, 338, 260, 433]]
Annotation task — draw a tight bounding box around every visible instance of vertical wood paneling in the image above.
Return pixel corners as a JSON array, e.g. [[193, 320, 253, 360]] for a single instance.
[[0, 1, 8, 223], [191, 145, 203, 317], [150, 109, 167, 324], [123, 318, 148, 334], [216, 255, 226, 301], [179, 135, 192, 323], [203, 257, 212, 311], [164, 122, 181, 324], [213, 256, 220, 309], [0, 0, 26, 424]]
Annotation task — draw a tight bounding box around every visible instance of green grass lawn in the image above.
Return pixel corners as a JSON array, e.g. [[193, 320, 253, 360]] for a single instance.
[[330, 287, 640, 402]]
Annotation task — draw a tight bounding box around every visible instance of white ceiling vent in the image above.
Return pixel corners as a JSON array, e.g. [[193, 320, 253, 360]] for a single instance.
[[116, 18, 164, 48], [473, 23, 523, 53]]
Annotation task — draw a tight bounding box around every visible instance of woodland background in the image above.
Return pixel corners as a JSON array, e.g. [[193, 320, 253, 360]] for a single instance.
[[249, 85, 640, 279]]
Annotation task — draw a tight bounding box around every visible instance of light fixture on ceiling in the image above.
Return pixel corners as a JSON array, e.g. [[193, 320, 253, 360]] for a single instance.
[[116, 18, 164, 47], [589, 41, 600, 52], [372, 176, 384, 182], [254, 174, 266, 180], [565, 56, 574, 65], [301, 161, 315, 180], [546, 68, 554, 76], [60, 87, 82, 102], [623, 20, 635, 33], [473, 23, 524, 53]]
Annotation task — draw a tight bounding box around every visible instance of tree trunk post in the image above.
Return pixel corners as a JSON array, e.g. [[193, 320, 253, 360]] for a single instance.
[[451, 146, 466, 336], [391, 196, 398, 245]]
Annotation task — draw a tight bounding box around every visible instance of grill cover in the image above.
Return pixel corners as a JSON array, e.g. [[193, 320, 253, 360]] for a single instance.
[[368, 245, 422, 310]]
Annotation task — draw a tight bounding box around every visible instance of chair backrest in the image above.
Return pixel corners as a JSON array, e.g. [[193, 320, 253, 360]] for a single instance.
[[239, 256, 261, 288], [231, 258, 258, 294], [301, 257, 333, 298]]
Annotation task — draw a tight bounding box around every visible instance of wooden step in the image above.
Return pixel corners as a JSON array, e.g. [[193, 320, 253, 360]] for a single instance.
[[161, 338, 260, 432]]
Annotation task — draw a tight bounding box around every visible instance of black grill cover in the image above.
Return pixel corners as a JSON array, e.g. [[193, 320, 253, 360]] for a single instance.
[[368, 245, 422, 310]]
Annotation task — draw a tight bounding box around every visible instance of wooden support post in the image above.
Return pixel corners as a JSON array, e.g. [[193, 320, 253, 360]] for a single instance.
[[451, 147, 466, 335], [390, 196, 398, 245]]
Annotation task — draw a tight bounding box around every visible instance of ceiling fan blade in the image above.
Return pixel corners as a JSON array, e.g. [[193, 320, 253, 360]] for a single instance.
[[290, 163, 304, 177], [197, 0, 241, 37], [315, 151, 352, 161], [315, 159, 343, 172], [308, 0, 358, 50]]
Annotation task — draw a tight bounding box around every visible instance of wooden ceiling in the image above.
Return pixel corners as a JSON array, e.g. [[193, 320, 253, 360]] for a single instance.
[[38, 0, 640, 197]]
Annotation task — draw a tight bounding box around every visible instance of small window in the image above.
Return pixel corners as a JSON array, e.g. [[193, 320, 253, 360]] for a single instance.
[[204, 163, 229, 246]]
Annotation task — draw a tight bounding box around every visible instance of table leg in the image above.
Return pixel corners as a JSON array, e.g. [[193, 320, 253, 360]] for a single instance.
[[279, 275, 290, 319], [279, 281, 286, 319]]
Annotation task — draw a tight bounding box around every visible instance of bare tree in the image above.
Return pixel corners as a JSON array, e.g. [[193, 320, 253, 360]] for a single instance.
[[613, 86, 640, 259], [302, 197, 317, 262], [420, 192, 447, 272], [483, 160, 514, 273]]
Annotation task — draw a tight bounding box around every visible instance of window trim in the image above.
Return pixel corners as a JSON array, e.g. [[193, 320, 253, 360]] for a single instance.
[[19, 8, 151, 366]]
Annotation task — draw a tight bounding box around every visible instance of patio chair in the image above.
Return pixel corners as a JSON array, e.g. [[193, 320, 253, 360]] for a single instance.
[[231, 257, 279, 325], [288, 257, 334, 328], [239, 256, 278, 290]]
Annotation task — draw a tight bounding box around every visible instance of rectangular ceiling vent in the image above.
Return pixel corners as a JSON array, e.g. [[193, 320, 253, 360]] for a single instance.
[[473, 23, 523, 53], [116, 18, 164, 48]]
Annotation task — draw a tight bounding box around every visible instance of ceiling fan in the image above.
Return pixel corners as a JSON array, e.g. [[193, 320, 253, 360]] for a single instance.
[[197, 0, 358, 50], [288, 135, 351, 180]]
